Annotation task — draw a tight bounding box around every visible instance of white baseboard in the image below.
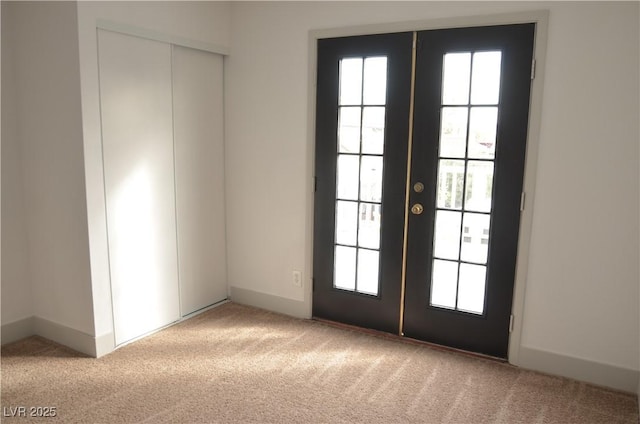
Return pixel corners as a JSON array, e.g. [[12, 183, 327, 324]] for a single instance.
[[2, 316, 114, 358], [517, 346, 639, 394], [230, 286, 310, 319], [32, 317, 97, 357], [1, 317, 35, 345]]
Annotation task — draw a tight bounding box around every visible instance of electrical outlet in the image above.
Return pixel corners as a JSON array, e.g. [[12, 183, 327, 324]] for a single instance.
[[292, 270, 302, 287]]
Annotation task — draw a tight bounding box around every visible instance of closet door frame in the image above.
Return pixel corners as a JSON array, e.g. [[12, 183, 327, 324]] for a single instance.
[[307, 11, 549, 365]]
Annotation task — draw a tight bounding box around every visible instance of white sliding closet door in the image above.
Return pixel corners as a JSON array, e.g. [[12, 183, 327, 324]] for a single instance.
[[98, 30, 180, 345], [172, 46, 227, 315]]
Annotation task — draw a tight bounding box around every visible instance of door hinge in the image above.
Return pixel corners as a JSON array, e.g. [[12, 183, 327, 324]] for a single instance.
[[520, 192, 526, 212], [531, 58, 536, 80], [312, 278, 315, 292], [313, 176, 317, 193], [509, 314, 514, 333]]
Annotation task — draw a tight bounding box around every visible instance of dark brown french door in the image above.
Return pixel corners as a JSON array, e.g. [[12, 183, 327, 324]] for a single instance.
[[313, 24, 535, 358]]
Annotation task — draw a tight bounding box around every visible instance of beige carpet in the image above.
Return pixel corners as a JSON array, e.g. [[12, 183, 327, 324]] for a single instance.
[[1, 302, 637, 423]]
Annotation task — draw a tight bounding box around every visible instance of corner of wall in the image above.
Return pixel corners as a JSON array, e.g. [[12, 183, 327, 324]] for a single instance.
[[32, 317, 97, 357], [94, 332, 115, 358], [1, 315, 114, 358]]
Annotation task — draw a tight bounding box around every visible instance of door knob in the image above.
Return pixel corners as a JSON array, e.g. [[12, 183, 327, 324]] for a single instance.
[[411, 203, 424, 215]]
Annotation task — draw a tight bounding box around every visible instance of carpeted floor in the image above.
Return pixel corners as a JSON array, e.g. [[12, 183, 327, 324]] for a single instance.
[[1, 302, 637, 423]]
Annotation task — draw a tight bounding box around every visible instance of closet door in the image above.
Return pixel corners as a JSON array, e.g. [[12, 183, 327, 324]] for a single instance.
[[98, 30, 180, 345], [172, 46, 227, 315]]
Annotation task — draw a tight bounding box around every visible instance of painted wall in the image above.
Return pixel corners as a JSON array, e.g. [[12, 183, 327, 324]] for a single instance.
[[1, 2, 94, 335], [76, 1, 231, 341], [520, 2, 638, 374], [1, 2, 33, 325], [225, 0, 639, 375]]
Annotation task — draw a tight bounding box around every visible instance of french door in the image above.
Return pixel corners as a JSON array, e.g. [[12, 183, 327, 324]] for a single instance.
[[313, 24, 535, 358]]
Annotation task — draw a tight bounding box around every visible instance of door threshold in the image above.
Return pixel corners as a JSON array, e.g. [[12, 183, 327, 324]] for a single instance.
[[312, 316, 507, 363]]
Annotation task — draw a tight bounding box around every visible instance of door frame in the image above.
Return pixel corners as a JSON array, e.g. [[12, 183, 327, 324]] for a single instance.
[[306, 10, 549, 366]]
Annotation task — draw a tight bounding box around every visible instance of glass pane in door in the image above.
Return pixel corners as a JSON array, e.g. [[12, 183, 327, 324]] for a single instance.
[[338, 107, 362, 153], [334, 246, 356, 291], [439, 107, 468, 158], [433, 210, 462, 260], [335, 201, 358, 245], [460, 213, 490, 263], [442, 53, 471, 105], [468, 107, 498, 159], [336, 155, 360, 200], [457, 263, 487, 314], [332, 56, 388, 296], [470, 51, 502, 104], [362, 107, 385, 154], [428, 50, 502, 314], [363, 57, 388, 105], [431, 260, 458, 309], [339, 58, 363, 105]]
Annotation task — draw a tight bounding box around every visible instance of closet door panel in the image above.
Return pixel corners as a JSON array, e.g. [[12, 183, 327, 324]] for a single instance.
[[98, 30, 180, 345], [172, 46, 227, 315]]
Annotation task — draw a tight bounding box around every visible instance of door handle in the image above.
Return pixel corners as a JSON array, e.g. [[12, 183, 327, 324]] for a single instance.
[[411, 203, 424, 215]]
